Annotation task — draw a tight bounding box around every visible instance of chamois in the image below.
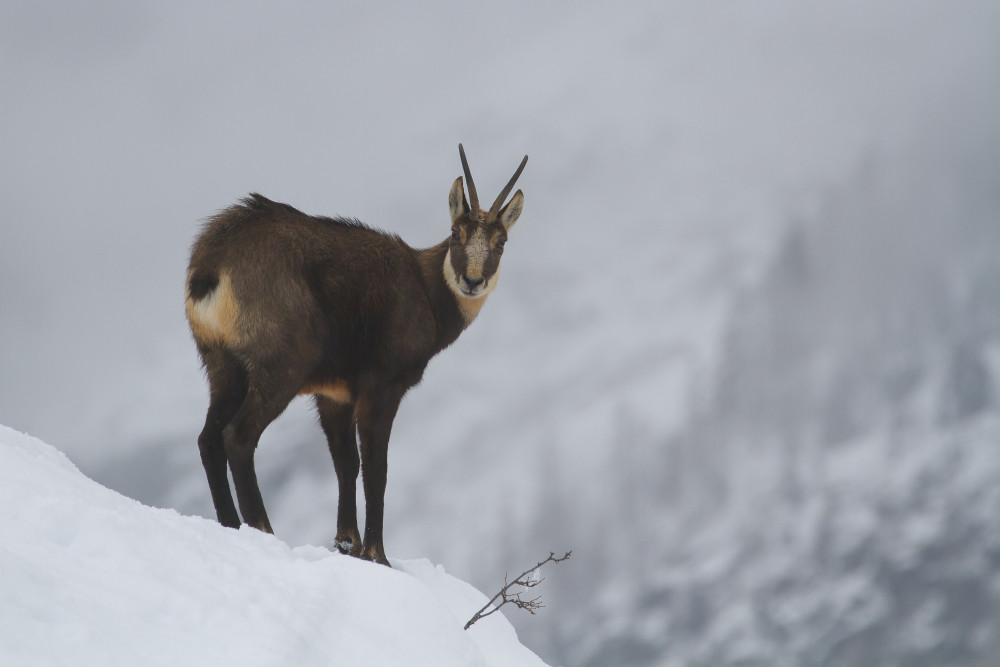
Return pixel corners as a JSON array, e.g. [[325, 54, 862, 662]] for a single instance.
[[186, 145, 527, 565]]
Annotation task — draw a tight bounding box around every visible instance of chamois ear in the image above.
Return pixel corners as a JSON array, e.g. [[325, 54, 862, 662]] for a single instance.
[[498, 189, 523, 231], [449, 177, 469, 223]]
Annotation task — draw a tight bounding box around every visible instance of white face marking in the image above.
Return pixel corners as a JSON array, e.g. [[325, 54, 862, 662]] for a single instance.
[[443, 248, 497, 326], [464, 226, 492, 279]]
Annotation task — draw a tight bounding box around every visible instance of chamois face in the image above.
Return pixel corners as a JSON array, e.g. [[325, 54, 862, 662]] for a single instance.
[[445, 176, 523, 299]]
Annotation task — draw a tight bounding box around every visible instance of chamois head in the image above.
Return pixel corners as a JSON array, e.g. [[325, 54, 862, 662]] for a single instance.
[[445, 144, 528, 299]]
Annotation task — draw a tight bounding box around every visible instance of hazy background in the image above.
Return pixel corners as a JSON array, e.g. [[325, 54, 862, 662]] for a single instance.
[[3, 2, 999, 665]]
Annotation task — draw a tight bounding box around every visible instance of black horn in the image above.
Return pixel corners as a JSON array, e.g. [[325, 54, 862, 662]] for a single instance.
[[458, 143, 479, 214], [488, 154, 529, 219]]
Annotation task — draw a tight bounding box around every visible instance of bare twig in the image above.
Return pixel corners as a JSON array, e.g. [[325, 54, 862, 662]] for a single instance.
[[464, 551, 572, 630]]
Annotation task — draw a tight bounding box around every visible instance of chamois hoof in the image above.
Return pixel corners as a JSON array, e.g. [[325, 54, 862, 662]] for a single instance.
[[333, 529, 363, 557], [360, 544, 391, 567], [333, 536, 355, 555]]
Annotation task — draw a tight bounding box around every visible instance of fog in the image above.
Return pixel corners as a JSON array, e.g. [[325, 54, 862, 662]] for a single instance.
[[3, 2, 998, 665]]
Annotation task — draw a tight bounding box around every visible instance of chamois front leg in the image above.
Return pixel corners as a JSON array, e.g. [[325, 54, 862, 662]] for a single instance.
[[316, 396, 362, 556], [356, 388, 404, 566]]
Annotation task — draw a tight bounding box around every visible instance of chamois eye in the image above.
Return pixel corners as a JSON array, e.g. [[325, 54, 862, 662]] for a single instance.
[[451, 229, 460, 241], [496, 239, 506, 250]]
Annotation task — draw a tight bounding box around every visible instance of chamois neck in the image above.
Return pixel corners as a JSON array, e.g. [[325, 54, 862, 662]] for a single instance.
[[443, 247, 492, 327], [417, 241, 489, 333]]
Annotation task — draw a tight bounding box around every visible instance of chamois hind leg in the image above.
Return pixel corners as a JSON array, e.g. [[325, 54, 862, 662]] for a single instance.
[[316, 396, 362, 556], [197, 347, 248, 528], [222, 359, 313, 533]]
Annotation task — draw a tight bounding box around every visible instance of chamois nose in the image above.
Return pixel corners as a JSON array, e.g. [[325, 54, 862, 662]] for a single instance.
[[463, 275, 485, 290]]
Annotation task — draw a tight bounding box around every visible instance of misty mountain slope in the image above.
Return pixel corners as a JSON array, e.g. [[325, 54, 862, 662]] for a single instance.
[[578, 418, 1000, 667], [0, 424, 548, 667], [549, 113, 1000, 666]]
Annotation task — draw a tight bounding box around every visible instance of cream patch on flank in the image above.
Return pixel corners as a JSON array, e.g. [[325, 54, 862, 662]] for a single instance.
[[300, 379, 353, 404], [185, 270, 241, 346]]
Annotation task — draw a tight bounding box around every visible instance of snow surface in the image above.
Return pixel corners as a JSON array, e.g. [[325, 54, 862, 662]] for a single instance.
[[0, 424, 548, 667]]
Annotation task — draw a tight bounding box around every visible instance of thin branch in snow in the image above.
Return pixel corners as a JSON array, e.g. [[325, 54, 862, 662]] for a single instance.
[[464, 551, 572, 630]]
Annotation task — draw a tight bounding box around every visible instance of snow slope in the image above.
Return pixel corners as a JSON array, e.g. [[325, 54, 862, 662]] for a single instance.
[[0, 424, 548, 667]]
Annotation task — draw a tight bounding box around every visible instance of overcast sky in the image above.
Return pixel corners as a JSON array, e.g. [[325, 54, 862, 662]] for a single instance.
[[2, 0, 997, 460]]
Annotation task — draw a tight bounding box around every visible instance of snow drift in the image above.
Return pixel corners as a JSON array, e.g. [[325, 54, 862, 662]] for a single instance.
[[0, 424, 548, 667]]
